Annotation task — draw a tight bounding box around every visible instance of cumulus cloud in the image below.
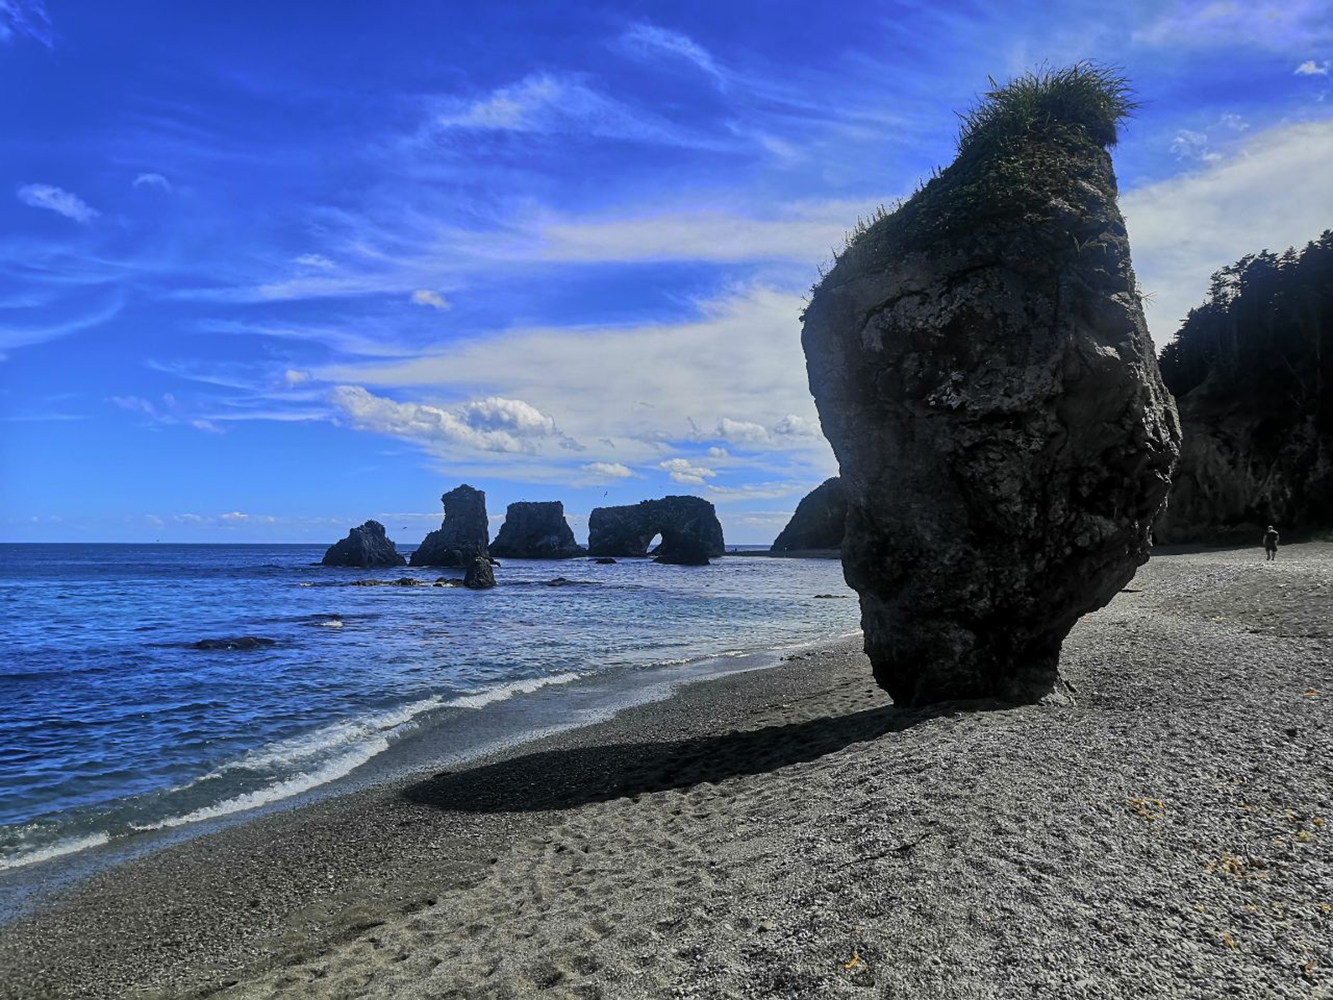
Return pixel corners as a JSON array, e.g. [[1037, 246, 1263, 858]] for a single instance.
[[133, 172, 172, 192], [320, 285, 836, 479], [16, 183, 99, 223], [1296, 59, 1330, 75], [660, 457, 717, 485], [1124, 120, 1333, 338], [284, 369, 312, 386], [331, 385, 573, 455], [581, 461, 635, 479], [411, 289, 450, 310]]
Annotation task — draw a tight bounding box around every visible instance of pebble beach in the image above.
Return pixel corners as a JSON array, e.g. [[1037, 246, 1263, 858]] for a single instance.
[[2, 544, 1330, 999]]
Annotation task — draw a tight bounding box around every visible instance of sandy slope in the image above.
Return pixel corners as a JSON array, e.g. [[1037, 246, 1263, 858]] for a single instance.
[[3, 545, 1331, 999]]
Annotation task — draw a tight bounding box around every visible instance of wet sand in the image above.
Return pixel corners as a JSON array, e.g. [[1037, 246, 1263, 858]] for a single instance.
[[2, 544, 1330, 999]]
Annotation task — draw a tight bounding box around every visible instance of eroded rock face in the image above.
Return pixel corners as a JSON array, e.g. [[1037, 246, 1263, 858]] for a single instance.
[[802, 118, 1180, 706], [587, 496, 724, 563], [321, 519, 407, 568], [490, 501, 585, 559], [410, 485, 490, 567], [771, 478, 847, 552], [463, 556, 496, 589]]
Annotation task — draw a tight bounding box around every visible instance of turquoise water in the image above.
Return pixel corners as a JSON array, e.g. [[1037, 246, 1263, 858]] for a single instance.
[[0, 544, 858, 869]]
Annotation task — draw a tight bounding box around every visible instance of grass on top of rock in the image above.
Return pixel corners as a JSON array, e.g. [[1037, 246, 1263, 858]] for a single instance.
[[956, 62, 1138, 157], [811, 63, 1137, 301]]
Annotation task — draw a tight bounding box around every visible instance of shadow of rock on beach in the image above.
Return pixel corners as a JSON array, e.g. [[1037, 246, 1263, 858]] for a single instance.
[[403, 703, 934, 814]]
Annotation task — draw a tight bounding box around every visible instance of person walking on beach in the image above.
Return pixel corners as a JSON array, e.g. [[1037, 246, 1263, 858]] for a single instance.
[[1263, 525, 1280, 561]]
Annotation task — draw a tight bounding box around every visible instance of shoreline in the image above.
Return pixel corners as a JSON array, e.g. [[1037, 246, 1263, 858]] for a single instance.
[[0, 628, 859, 923], [3, 544, 1331, 999]]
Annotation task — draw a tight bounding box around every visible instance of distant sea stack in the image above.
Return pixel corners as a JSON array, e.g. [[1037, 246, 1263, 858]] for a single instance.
[[410, 485, 490, 567], [801, 66, 1181, 706], [1155, 233, 1333, 542], [490, 501, 586, 559], [771, 478, 846, 552], [587, 496, 724, 563], [321, 520, 407, 568]]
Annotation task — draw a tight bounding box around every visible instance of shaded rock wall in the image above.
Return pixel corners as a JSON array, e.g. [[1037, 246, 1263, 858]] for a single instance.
[[587, 497, 724, 562], [490, 501, 585, 559], [321, 520, 407, 568], [410, 485, 490, 567], [771, 478, 847, 552], [802, 77, 1180, 706]]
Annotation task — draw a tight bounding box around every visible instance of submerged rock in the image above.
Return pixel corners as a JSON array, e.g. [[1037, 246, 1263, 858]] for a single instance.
[[801, 67, 1181, 706], [463, 556, 496, 589], [321, 519, 407, 568], [410, 485, 490, 567], [771, 478, 847, 552], [586, 496, 724, 563], [593, 557, 617, 564], [193, 636, 276, 651], [490, 501, 585, 559]]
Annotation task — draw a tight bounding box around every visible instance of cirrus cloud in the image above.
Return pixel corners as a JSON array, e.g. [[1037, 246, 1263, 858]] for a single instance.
[[16, 183, 99, 223]]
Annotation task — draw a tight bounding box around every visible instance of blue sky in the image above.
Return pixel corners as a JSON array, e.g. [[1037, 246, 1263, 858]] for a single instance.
[[2, 0, 1331, 543]]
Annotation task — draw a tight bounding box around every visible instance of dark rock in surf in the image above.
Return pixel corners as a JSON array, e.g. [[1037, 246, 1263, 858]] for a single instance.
[[410, 485, 490, 567], [593, 557, 617, 564], [801, 67, 1181, 707], [463, 556, 496, 589], [193, 636, 276, 651], [321, 519, 407, 568], [586, 496, 724, 563], [771, 478, 847, 552], [489, 501, 585, 559]]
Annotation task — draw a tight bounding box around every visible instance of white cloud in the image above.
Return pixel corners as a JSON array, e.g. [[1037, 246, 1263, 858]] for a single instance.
[[660, 457, 717, 485], [1296, 59, 1330, 75], [411, 289, 450, 310], [284, 369, 312, 386], [772, 414, 820, 437], [330, 385, 571, 455], [533, 200, 885, 264], [431, 72, 711, 147], [16, 183, 99, 223], [133, 172, 172, 192], [1170, 130, 1215, 161], [1134, 1, 1332, 50], [294, 253, 336, 269], [581, 461, 635, 479], [707, 446, 730, 459], [706, 482, 804, 502], [1124, 120, 1333, 339], [0, 0, 52, 48], [320, 285, 835, 479], [620, 23, 724, 83]]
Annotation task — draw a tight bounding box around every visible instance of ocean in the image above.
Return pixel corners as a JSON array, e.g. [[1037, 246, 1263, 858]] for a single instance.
[[0, 543, 858, 874]]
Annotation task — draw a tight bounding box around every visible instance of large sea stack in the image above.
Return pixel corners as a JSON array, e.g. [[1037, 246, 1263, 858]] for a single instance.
[[586, 496, 724, 563], [410, 484, 490, 567], [771, 477, 846, 552], [801, 66, 1181, 706], [321, 520, 407, 568], [490, 501, 586, 559]]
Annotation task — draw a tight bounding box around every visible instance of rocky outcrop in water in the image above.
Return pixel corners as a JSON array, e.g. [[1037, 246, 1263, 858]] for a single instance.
[[1155, 234, 1333, 542], [490, 501, 585, 559], [771, 478, 847, 552], [463, 556, 496, 589], [587, 496, 724, 563], [801, 67, 1181, 706], [193, 637, 276, 650], [410, 485, 490, 567], [321, 520, 407, 568]]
